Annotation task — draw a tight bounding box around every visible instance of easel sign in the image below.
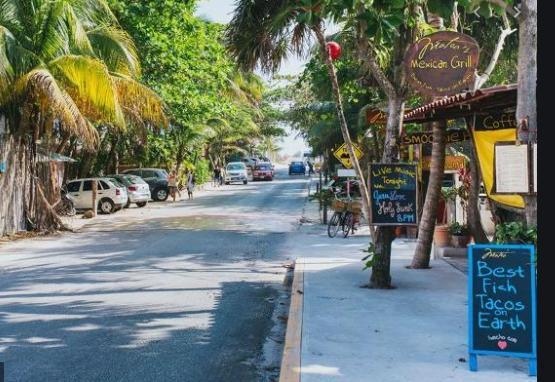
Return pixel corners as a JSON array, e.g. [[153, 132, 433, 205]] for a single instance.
[[468, 244, 537, 376], [493, 141, 536, 195]]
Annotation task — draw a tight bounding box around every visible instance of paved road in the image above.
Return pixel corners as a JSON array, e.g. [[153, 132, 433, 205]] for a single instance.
[[0, 169, 310, 381]]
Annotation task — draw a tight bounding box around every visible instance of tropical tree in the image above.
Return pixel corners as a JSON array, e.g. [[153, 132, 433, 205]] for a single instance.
[[0, 0, 166, 235]]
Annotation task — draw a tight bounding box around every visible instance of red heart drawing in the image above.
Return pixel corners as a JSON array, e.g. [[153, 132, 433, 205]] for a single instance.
[[497, 340, 508, 350]]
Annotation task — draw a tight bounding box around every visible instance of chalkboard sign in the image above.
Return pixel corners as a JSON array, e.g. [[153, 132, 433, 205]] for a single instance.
[[468, 244, 537, 376], [368, 163, 418, 225]]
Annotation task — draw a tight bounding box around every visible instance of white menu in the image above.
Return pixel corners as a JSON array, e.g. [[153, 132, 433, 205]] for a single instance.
[[495, 144, 529, 193]]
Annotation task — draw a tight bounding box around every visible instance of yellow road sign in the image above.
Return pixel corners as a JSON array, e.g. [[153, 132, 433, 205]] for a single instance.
[[333, 143, 364, 169]]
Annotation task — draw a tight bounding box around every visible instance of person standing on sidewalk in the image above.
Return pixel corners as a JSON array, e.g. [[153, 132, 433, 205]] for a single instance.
[[168, 170, 178, 202], [307, 160, 314, 176], [187, 171, 196, 199]]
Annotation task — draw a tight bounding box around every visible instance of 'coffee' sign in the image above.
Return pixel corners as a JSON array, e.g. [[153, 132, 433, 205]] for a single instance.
[[405, 31, 479, 96], [468, 244, 537, 376]]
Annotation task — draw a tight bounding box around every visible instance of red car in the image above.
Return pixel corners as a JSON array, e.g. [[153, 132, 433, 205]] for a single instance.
[[253, 163, 274, 181]]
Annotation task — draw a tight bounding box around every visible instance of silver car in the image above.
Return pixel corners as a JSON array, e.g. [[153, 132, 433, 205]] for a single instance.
[[108, 174, 150, 208]]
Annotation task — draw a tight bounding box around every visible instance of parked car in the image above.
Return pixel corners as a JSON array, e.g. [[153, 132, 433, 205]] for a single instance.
[[253, 162, 274, 181], [121, 168, 169, 201], [225, 162, 249, 184], [289, 161, 306, 175], [241, 157, 258, 169], [107, 174, 150, 208], [66, 178, 128, 214]]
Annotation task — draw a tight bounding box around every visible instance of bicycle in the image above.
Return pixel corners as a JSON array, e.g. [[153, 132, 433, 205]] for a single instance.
[[327, 189, 363, 238]]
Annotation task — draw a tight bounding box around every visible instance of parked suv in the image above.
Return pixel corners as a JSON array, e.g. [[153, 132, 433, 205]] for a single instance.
[[107, 174, 150, 208], [122, 168, 169, 201], [225, 162, 249, 185], [66, 178, 128, 214]]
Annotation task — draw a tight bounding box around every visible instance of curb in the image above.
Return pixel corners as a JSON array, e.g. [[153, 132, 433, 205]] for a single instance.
[[279, 261, 304, 382]]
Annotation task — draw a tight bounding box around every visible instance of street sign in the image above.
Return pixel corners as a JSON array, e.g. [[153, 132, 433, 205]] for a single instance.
[[333, 143, 364, 169], [337, 169, 356, 177], [468, 244, 537, 376]]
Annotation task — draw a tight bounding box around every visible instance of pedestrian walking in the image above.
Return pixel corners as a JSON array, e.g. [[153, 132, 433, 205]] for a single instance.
[[213, 166, 221, 187], [168, 170, 178, 202], [187, 171, 196, 199], [307, 160, 314, 176]]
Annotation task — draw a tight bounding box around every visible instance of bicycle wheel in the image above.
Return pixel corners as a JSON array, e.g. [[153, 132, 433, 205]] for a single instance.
[[327, 212, 341, 238], [342, 212, 354, 238]]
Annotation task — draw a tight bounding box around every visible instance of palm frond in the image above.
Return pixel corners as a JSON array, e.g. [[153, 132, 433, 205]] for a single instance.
[[49, 54, 125, 128], [88, 25, 140, 76], [14, 68, 98, 147], [112, 74, 168, 128]]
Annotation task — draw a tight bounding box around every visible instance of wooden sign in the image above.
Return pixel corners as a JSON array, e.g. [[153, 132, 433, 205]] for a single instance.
[[405, 31, 480, 96], [366, 109, 388, 125], [369, 163, 418, 225], [474, 112, 517, 131], [421, 155, 466, 172], [400, 129, 470, 145], [468, 244, 537, 376], [333, 143, 364, 169]]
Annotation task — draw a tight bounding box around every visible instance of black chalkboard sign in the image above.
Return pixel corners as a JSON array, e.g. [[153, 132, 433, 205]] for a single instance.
[[368, 163, 418, 225], [468, 244, 537, 376]]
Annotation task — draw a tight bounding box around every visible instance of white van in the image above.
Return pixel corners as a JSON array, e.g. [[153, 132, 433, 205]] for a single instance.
[[224, 162, 249, 185]]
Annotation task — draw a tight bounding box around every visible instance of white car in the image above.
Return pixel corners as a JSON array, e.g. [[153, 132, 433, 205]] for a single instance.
[[224, 162, 249, 185], [66, 178, 128, 214]]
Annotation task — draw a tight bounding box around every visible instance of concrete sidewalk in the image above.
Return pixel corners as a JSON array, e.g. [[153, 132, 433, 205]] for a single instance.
[[281, 196, 536, 382]]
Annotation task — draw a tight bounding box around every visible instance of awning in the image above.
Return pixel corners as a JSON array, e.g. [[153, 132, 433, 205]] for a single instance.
[[404, 84, 517, 123]]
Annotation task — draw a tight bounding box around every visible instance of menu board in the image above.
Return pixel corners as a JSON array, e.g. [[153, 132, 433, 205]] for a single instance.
[[494, 143, 529, 193], [369, 163, 418, 225], [468, 245, 537, 374]]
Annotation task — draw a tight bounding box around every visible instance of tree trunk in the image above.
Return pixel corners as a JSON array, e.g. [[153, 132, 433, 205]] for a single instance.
[[516, 0, 537, 227], [313, 25, 372, 226], [411, 120, 447, 268], [369, 96, 405, 288], [467, 140, 489, 243]]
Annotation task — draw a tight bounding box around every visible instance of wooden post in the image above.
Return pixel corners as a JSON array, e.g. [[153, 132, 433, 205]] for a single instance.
[[91, 180, 97, 217]]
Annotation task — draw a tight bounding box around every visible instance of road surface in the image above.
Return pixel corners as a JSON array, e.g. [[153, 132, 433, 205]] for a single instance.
[[0, 169, 310, 381]]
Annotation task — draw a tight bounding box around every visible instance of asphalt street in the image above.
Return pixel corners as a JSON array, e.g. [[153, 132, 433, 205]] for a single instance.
[[0, 168, 310, 382]]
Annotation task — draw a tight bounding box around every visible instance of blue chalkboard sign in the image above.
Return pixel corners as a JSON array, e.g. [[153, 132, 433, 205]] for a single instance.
[[468, 244, 537, 376]]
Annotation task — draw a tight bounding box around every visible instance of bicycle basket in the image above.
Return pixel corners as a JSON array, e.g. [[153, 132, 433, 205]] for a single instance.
[[347, 201, 362, 213], [331, 199, 346, 211]]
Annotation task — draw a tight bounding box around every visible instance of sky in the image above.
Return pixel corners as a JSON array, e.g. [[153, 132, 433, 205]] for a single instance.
[[195, 0, 309, 159]]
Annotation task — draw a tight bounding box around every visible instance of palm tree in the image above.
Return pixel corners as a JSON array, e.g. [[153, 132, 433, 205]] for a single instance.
[[0, 0, 167, 235]]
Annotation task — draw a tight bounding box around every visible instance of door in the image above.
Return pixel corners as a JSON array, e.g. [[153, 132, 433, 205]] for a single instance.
[[67, 181, 83, 208]]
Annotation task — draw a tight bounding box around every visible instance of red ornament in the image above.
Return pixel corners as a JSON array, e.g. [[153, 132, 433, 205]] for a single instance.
[[326, 41, 342, 60]]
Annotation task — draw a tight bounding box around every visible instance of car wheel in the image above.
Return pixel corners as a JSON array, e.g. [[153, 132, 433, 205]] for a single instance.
[[225, 181, 230, 185], [243, 180, 248, 185], [99, 198, 114, 214], [154, 188, 168, 201], [136, 201, 147, 208]]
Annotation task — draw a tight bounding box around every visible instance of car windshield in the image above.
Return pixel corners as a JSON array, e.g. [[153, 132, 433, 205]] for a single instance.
[[125, 175, 147, 184], [227, 164, 244, 171], [292, 162, 303, 166], [256, 165, 270, 171]]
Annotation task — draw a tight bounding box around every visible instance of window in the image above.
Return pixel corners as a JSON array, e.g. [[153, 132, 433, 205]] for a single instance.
[[67, 181, 81, 192], [125, 170, 141, 176], [227, 163, 245, 171], [99, 180, 111, 190], [83, 180, 93, 191], [142, 170, 157, 178]]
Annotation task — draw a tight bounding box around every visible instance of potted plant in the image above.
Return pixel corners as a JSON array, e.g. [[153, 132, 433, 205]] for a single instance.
[[448, 222, 471, 248], [433, 186, 458, 247]]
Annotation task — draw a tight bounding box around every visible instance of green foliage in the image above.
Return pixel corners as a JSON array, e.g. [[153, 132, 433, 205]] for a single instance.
[[448, 222, 469, 236], [362, 243, 377, 270], [495, 222, 537, 246], [192, 158, 211, 184]]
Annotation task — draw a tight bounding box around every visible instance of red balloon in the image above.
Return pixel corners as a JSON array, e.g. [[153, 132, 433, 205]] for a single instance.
[[326, 41, 342, 60]]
